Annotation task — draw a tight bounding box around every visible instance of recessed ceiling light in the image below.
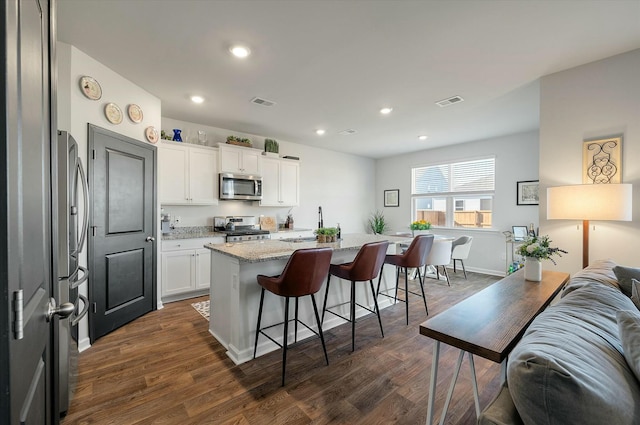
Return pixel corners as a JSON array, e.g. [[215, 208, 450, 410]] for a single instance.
[[230, 45, 251, 58], [380, 107, 393, 115], [418, 135, 428, 141], [316, 129, 326, 135], [190, 95, 204, 104]]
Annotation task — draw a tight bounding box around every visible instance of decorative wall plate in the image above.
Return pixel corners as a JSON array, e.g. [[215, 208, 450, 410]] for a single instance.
[[127, 104, 143, 123], [104, 103, 123, 124], [145, 126, 159, 144], [79, 76, 102, 100]]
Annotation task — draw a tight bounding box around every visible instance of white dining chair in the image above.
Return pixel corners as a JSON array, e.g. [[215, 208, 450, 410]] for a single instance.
[[451, 236, 473, 279], [424, 239, 453, 286]]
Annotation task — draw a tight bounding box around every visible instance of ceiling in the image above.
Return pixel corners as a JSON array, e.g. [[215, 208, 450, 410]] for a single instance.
[[57, 0, 640, 159]]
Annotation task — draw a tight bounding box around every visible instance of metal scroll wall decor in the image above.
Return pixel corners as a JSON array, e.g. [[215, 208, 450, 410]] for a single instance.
[[582, 136, 622, 184]]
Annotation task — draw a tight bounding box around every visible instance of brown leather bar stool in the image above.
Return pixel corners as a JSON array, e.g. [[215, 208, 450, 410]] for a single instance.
[[376, 234, 434, 325], [321, 241, 390, 352], [253, 247, 333, 386]]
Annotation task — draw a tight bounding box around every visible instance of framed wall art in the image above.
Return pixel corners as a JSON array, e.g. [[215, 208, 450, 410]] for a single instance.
[[516, 180, 539, 205], [384, 189, 399, 207], [583, 136, 622, 184]]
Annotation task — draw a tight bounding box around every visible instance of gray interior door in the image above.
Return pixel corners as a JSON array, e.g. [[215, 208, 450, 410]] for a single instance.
[[1, 0, 56, 423], [88, 125, 156, 342]]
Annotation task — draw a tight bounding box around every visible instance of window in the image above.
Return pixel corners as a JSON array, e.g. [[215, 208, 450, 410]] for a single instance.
[[411, 157, 495, 229]]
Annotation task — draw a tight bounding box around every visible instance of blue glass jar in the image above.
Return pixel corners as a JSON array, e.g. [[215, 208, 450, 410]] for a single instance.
[[172, 129, 182, 142]]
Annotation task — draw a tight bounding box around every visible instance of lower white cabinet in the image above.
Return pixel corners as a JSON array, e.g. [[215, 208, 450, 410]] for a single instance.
[[161, 237, 224, 302]]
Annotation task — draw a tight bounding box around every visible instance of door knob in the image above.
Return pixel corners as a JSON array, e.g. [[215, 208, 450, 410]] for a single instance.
[[146, 236, 155, 242], [46, 298, 75, 322]]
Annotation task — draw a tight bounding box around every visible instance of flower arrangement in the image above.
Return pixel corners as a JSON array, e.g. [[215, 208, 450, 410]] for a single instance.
[[410, 220, 431, 231], [516, 235, 567, 265]]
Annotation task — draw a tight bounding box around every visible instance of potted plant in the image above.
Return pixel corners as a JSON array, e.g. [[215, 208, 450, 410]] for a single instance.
[[226, 135, 252, 147], [324, 227, 338, 242], [410, 219, 431, 236], [315, 227, 327, 243], [516, 235, 567, 282], [368, 210, 389, 235], [264, 138, 279, 157]]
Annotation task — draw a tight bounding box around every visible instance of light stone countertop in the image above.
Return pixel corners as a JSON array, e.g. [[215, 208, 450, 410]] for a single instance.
[[204, 233, 412, 263], [162, 227, 313, 241]]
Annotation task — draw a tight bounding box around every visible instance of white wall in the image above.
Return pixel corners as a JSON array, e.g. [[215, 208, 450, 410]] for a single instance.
[[57, 43, 162, 351], [160, 117, 376, 233], [376, 131, 540, 275], [539, 49, 640, 274]]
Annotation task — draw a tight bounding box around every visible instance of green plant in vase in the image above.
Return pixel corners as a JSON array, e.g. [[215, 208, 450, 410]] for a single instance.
[[264, 138, 279, 154], [315, 227, 328, 243], [368, 210, 389, 235], [324, 227, 338, 242]]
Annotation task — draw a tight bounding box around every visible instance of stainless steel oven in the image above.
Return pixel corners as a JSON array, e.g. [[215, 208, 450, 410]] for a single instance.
[[214, 216, 271, 242]]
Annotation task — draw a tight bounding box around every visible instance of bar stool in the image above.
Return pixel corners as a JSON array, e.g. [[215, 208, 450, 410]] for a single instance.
[[321, 241, 389, 352], [253, 247, 333, 386], [376, 234, 434, 325]]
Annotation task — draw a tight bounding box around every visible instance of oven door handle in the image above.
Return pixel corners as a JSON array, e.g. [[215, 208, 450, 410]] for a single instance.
[[71, 293, 89, 326]]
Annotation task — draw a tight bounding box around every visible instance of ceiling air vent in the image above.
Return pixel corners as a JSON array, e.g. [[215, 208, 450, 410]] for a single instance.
[[338, 129, 357, 135], [250, 97, 276, 107], [435, 95, 464, 108]]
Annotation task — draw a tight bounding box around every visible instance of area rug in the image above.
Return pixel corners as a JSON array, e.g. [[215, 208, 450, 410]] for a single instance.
[[191, 300, 210, 321]]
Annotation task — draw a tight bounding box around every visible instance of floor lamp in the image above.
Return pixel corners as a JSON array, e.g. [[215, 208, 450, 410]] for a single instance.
[[547, 184, 632, 269]]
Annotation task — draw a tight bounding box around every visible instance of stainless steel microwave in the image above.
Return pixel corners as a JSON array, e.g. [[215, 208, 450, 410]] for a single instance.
[[219, 172, 262, 201]]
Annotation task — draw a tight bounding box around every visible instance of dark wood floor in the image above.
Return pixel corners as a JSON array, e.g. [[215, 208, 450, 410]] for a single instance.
[[63, 270, 502, 425]]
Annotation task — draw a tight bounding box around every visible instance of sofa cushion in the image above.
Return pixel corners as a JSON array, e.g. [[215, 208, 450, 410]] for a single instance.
[[631, 279, 640, 311], [508, 280, 640, 425], [617, 310, 640, 382], [562, 259, 620, 297], [613, 264, 640, 297]]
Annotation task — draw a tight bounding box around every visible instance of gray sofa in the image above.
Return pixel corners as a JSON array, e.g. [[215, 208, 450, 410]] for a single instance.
[[479, 259, 640, 425]]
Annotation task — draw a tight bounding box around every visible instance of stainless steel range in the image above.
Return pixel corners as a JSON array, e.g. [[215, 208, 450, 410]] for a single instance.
[[214, 216, 271, 242]]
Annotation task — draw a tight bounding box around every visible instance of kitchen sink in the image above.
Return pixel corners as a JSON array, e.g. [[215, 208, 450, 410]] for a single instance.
[[281, 237, 317, 243]]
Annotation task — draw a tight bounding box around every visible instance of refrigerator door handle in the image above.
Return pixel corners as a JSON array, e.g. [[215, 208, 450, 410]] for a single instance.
[[71, 293, 89, 326], [76, 158, 89, 254], [69, 265, 88, 289]]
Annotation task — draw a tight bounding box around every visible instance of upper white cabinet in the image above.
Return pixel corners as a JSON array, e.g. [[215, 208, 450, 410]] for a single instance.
[[218, 143, 262, 175], [159, 141, 218, 205], [260, 157, 300, 207]]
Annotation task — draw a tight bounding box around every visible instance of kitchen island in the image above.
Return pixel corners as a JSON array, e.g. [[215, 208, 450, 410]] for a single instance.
[[204, 233, 411, 364]]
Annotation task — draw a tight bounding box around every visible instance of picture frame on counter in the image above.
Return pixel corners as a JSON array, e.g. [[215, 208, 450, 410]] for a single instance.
[[384, 189, 399, 207]]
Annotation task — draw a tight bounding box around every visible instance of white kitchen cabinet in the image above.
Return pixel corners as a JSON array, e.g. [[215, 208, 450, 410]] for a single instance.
[[161, 237, 224, 302], [159, 141, 218, 205], [259, 157, 299, 207], [218, 143, 262, 175]]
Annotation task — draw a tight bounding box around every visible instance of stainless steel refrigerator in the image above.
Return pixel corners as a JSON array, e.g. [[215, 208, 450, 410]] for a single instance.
[[57, 130, 89, 416]]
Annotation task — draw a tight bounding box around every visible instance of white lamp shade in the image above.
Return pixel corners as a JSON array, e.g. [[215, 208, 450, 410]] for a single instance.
[[547, 184, 632, 221]]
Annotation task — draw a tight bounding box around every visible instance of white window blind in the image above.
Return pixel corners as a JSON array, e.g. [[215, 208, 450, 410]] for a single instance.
[[412, 158, 495, 195]]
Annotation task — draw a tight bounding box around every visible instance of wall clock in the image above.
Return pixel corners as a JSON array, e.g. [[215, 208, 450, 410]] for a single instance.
[[79, 76, 102, 100]]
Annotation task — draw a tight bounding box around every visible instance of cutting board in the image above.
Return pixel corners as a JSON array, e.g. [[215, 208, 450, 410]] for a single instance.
[[259, 216, 277, 232]]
